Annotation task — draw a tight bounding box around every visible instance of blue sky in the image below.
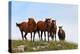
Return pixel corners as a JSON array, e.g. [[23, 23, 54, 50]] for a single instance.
[[11, 1, 78, 43]]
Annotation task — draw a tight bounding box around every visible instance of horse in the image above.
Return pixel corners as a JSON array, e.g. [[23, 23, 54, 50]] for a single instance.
[[16, 22, 28, 40], [58, 26, 65, 41], [16, 18, 37, 41], [37, 21, 46, 41], [45, 18, 52, 41], [37, 18, 51, 41], [50, 20, 57, 41], [27, 18, 37, 41]]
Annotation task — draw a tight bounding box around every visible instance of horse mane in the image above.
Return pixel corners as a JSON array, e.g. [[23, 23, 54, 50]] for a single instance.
[[28, 18, 36, 26]]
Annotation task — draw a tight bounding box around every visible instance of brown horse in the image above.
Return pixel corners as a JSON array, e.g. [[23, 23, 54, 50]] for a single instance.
[[58, 26, 65, 41], [37, 18, 51, 41], [37, 21, 46, 41], [16, 22, 28, 40], [16, 18, 37, 41], [50, 20, 57, 41], [28, 18, 37, 41], [45, 19, 51, 41]]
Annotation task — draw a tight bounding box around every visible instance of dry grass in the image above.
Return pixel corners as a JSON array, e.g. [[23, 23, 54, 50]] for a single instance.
[[10, 40, 78, 53]]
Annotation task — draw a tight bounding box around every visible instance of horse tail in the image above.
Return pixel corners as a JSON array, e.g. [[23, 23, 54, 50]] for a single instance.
[[16, 23, 20, 27]]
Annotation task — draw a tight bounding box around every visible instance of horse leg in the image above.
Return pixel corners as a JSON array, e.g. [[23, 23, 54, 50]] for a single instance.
[[55, 34, 56, 41], [24, 33, 27, 40], [51, 32, 53, 40], [33, 31, 36, 42], [38, 31, 40, 41], [50, 32, 53, 40], [44, 31, 46, 41], [31, 32, 32, 41], [41, 31, 43, 41], [48, 32, 49, 42], [21, 31, 24, 40]]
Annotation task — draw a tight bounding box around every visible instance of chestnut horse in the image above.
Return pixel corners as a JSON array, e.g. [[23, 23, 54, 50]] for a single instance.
[[28, 18, 37, 41], [37, 18, 51, 41], [50, 20, 57, 41], [16, 18, 37, 41], [16, 22, 28, 40]]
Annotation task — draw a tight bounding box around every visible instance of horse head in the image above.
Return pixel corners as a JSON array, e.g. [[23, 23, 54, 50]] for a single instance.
[[28, 18, 34, 21], [52, 20, 56, 24], [45, 18, 51, 23], [59, 26, 63, 31]]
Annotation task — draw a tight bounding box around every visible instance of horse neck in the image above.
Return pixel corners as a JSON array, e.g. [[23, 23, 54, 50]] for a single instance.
[[45, 22, 51, 30], [52, 23, 56, 27], [32, 20, 36, 25]]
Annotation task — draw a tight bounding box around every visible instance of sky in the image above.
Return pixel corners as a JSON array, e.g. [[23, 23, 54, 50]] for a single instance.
[[11, 1, 78, 43]]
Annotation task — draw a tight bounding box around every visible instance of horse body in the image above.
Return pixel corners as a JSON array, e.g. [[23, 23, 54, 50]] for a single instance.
[[37, 21, 47, 41], [28, 18, 37, 32], [16, 22, 27, 31], [37, 19, 51, 41], [58, 26, 65, 41], [50, 20, 57, 41], [37, 21, 46, 31], [16, 18, 37, 41], [27, 18, 37, 41], [16, 22, 28, 40], [45, 19, 51, 41]]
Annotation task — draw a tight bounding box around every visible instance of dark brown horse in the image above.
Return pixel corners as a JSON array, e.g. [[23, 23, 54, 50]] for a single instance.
[[16, 18, 37, 41], [37, 18, 51, 41], [58, 26, 65, 41], [50, 20, 57, 41], [45, 19, 51, 41]]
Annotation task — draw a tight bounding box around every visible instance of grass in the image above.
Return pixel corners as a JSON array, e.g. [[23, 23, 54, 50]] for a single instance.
[[10, 40, 78, 53]]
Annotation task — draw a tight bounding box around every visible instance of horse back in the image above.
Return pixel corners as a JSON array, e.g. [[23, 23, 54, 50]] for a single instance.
[[19, 22, 28, 32], [28, 19, 37, 32], [37, 21, 46, 31]]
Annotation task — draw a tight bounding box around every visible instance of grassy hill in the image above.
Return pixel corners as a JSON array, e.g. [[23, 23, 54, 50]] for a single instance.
[[10, 40, 78, 53]]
